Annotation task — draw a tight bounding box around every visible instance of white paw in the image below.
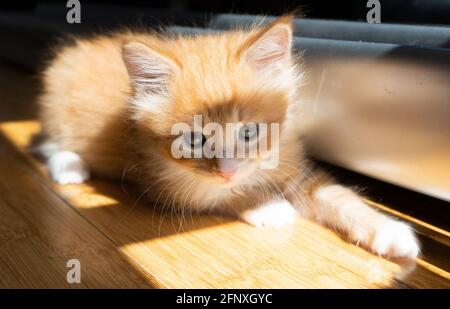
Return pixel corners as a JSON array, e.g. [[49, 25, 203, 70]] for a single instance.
[[370, 220, 420, 259], [48, 151, 90, 184], [241, 199, 297, 228]]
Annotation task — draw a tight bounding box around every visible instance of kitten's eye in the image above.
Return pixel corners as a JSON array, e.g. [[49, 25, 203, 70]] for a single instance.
[[239, 124, 258, 141], [184, 131, 205, 147]]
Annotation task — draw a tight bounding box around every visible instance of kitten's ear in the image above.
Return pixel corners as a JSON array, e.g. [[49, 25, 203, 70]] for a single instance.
[[240, 16, 293, 70], [122, 42, 178, 95]]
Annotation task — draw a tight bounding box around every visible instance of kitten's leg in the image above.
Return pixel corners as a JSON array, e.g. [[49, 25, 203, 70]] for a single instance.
[[309, 182, 420, 259], [36, 141, 90, 184], [240, 198, 298, 228]]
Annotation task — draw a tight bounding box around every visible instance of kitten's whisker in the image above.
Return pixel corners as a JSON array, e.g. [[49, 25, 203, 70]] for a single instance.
[[261, 167, 307, 209], [113, 175, 169, 228], [159, 183, 179, 235], [158, 174, 190, 234], [170, 177, 192, 233], [153, 181, 175, 236], [255, 174, 276, 202], [178, 180, 196, 233], [120, 161, 138, 194]]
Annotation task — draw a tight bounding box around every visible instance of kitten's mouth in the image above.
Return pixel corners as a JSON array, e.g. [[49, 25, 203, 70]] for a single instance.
[[217, 177, 236, 188], [191, 168, 237, 185], [216, 172, 235, 182]]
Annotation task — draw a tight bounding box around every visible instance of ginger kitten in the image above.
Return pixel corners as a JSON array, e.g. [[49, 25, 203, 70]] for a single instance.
[[38, 16, 419, 259]]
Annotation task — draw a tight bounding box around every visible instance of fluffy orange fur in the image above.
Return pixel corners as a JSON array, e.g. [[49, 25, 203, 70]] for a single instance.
[[38, 16, 419, 259]]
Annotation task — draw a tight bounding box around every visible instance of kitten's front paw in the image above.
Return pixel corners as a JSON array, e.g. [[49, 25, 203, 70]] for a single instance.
[[241, 199, 297, 228], [370, 220, 420, 259], [48, 151, 90, 184]]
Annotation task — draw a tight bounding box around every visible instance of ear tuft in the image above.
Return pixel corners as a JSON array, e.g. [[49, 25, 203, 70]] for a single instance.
[[241, 16, 293, 69], [122, 42, 177, 95]]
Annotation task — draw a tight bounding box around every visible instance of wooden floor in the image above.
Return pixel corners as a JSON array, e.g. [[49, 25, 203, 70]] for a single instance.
[[0, 63, 449, 288]]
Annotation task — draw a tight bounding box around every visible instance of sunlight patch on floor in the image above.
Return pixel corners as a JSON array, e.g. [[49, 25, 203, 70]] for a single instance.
[[56, 183, 120, 209], [0, 120, 40, 148], [117, 217, 405, 288]]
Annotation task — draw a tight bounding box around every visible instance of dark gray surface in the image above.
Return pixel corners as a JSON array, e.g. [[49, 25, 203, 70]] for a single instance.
[[1, 11, 449, 69], [213, 14, 450, 48]]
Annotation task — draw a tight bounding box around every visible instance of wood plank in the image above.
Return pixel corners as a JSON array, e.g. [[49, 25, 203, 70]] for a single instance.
[[0, 131, 154, 288]]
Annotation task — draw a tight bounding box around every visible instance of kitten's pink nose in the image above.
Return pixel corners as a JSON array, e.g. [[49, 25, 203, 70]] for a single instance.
[[217, 158, 238, 180]]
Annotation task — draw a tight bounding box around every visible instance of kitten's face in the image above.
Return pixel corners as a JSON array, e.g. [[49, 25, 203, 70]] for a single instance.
[[165, 94, 287, 186], [123, 17, 299, 189]]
